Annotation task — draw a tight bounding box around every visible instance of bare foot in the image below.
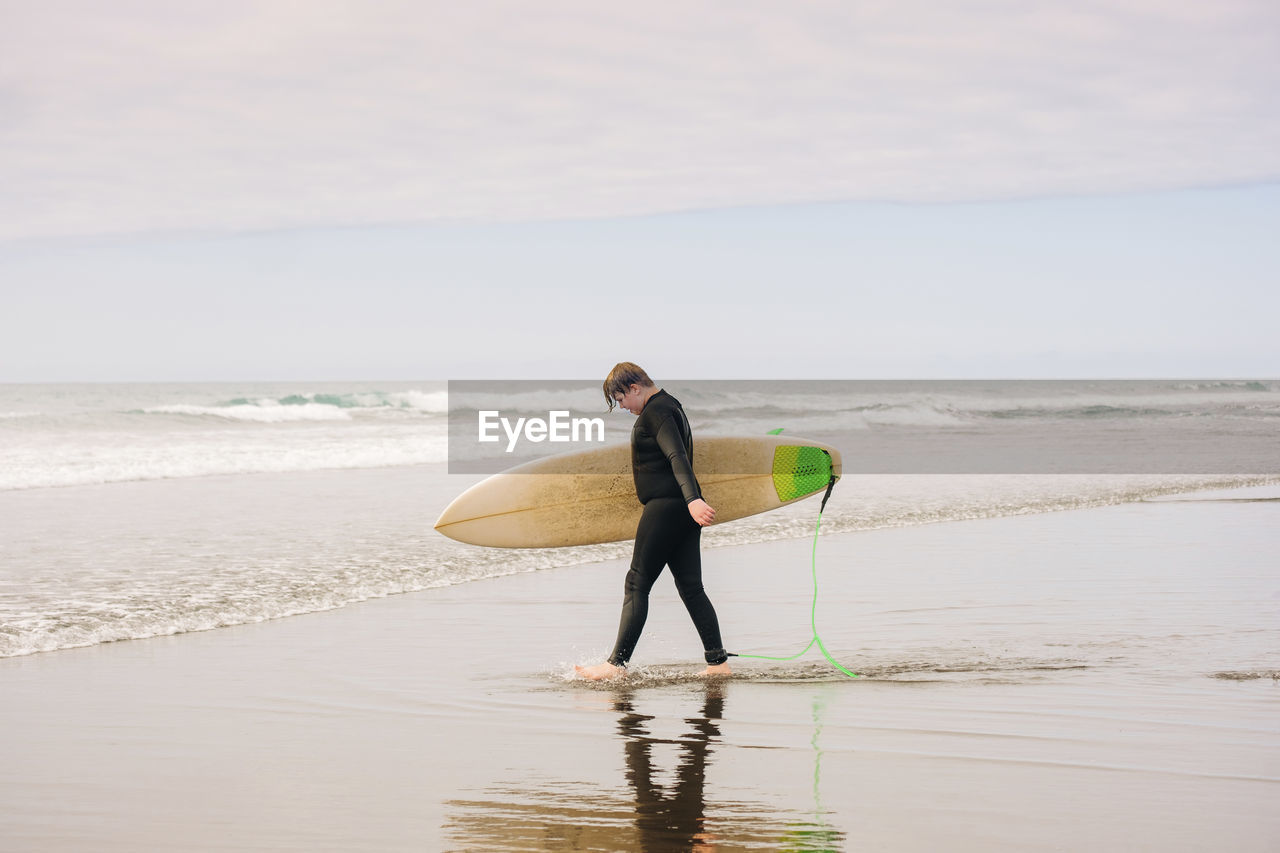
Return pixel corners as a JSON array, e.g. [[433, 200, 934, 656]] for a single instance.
[[699, 662, 732, 678], [574, 661, 626, 681]]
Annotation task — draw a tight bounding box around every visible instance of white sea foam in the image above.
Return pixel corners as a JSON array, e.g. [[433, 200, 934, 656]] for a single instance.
[[145, 401, 354, 422], [684, 381, 1280, 422], [0, 429, 450, 490], [0, 384, 455, 490], [2, 469, 1274, 659], [448, 386, 608, 415], [858, 401, 968, 427], [387, 389, 449, 412], [138, 389, 450, 420], [702, 402, 967, 434]]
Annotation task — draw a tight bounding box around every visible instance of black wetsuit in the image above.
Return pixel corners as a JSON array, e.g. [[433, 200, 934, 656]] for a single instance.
[[608, 389, 728, 667]]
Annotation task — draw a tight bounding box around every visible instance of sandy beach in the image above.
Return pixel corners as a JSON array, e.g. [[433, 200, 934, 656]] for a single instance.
[[0, 483, 1276, 851]]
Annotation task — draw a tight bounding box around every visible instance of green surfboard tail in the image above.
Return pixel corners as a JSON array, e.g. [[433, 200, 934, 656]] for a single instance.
[[772, 445, 834, 503]]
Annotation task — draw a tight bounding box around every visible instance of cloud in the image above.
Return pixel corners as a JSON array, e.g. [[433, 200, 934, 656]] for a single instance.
[[2, 0, 1278, 240]]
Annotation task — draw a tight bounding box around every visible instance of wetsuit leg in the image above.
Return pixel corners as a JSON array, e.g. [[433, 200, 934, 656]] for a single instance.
[[607, 499, 672, 666], [608, 498, 727, 667], [665, 514, 728, 665]]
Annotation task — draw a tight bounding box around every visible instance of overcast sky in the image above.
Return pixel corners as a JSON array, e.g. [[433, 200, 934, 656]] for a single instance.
[[2, 1, 1278, 381]]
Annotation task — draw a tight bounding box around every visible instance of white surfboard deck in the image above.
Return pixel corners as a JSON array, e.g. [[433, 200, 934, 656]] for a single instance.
[[435, 435, 841, 548]]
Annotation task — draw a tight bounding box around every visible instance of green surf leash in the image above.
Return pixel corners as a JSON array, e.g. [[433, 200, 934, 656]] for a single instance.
[[727, 433, 859, 679]]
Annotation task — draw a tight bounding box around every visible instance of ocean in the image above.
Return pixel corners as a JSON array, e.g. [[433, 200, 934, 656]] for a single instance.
[[2, 379, 1277, 659]]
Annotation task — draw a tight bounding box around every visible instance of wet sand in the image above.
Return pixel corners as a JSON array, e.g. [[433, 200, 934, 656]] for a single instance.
[[2, 485, 1278, 851]]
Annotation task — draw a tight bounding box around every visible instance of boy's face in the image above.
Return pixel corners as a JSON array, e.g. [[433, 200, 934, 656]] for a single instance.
[[613, 384, 645, 415]]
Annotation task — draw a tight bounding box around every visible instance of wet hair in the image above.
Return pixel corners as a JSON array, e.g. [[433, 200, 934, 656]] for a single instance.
[[603, 362, 654, 411]]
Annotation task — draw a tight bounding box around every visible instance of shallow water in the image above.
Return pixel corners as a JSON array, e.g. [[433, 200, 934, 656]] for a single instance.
[[1, 486, 1277, 851], [2, 464, 1270, 658]]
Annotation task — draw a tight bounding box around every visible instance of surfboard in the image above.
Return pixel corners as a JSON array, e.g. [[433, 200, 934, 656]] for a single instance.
[[434, 435, 841, 548]]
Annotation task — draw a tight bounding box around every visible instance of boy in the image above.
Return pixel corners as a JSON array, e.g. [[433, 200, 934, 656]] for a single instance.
[[575, 362, 731, 680]]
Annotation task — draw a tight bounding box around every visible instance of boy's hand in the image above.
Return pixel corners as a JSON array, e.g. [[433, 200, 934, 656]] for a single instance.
[[688, 498, 716, 526]]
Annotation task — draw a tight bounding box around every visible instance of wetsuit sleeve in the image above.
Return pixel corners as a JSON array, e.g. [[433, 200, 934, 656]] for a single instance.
[[655, 414, 702, 504]]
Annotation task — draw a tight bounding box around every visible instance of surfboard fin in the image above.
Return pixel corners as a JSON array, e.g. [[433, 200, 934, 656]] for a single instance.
[[819, 467, 837, 513]]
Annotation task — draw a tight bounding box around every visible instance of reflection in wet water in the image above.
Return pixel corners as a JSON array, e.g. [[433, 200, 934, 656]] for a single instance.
[[444, 685, 846, 851]]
